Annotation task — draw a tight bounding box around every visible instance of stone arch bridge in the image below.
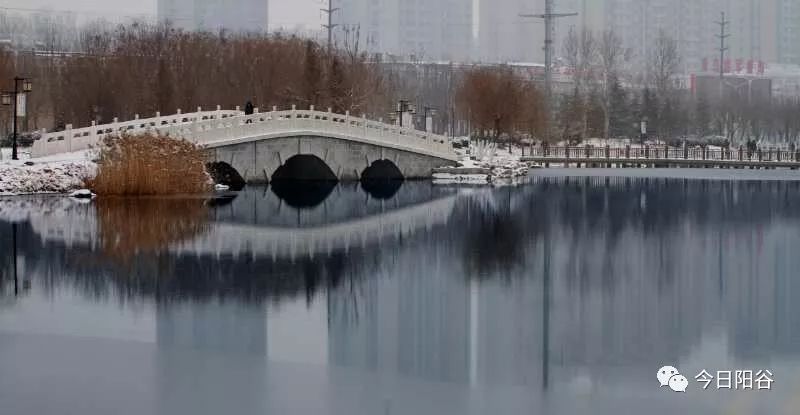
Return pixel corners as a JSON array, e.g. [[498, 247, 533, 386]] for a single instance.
[[31, 106, 459, 182]]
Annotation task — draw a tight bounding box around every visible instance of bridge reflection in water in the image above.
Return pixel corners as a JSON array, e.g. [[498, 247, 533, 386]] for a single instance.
[[2, 176, 800, 414]]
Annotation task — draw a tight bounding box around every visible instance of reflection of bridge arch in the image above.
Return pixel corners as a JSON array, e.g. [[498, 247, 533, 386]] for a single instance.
[[173, 194, 458, 260], [4, 192, 458, 260]]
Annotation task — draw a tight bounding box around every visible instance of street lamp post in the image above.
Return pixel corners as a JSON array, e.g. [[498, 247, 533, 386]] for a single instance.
[[1, 77, 33, 161]]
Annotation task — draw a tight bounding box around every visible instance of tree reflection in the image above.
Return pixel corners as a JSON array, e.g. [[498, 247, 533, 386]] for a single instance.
[[460, 189, 528, 277], [96, 197, 210, 261]]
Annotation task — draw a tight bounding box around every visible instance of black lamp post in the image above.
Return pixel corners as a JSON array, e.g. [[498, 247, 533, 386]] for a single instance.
[[1, 77, 33, 161]]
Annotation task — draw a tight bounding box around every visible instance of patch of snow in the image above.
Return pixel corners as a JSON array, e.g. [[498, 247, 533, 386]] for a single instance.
[[0, 147, 33, 162], [69, 189, 96, 199], [0, 149, 96, 195], [442, 141, 531, 185], [433, 173, 490, 183]]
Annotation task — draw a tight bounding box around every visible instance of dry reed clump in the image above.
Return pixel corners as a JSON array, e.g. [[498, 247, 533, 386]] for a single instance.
[[95, 197, 209, 261], [86, 132, 211, 195]]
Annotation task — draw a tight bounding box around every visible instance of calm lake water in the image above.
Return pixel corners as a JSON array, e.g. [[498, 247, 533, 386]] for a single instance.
[[2, 169, 800, 415]]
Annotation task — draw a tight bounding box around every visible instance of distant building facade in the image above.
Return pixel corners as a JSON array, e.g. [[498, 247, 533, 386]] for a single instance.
[[560, 0, 800, 71], [775, 0, 800, 64], [158, 0, 269, 33], [476, 0, 545, 63], [591, 0, 723, 74], [332, 0, 473, 62], [325, 0, 800, 67]]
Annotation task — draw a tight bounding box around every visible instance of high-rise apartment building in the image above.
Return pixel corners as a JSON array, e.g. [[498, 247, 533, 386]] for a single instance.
[[330, 0, 796, 67], [477, 0, 545, 63], [332, 0, 473, 62], [775, 0, 800, 64], [158, 0, 269, 33], [596, 0, 723, 73], [560, 0, 796, 71]]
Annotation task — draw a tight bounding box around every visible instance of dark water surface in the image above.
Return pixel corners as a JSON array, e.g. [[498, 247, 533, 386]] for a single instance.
[[1, 170, 800, 414]]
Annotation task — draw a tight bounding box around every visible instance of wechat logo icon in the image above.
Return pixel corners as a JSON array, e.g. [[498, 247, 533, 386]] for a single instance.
[[657, 366, 688, 393]]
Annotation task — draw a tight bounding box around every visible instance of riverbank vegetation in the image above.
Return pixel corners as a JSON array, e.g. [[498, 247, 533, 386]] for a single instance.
[[86, 133, 210, 196]]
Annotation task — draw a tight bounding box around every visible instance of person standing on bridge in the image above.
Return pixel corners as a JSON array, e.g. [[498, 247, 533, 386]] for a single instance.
[[244, 100, 254, 124]]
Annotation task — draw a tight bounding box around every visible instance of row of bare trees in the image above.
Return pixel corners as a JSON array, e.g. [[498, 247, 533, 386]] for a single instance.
[[557, 27, 685, 142], [1, 20, 391, 133]]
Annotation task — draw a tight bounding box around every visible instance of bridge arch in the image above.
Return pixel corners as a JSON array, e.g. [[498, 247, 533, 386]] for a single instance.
[[206, 162, 246, 191], [361, 159, 404, 199], [270, 155, 338, 208], [361, 159, 404, 181], [271, 154, 338, 182]]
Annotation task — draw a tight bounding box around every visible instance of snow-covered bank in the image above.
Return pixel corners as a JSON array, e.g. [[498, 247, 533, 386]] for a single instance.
[[434, 141, 531, 185], [0, 148, 96, 196]]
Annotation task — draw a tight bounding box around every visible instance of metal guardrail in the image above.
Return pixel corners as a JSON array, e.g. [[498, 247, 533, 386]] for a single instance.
[[527, 145, 800, 163], [31, 106, 458, 162]]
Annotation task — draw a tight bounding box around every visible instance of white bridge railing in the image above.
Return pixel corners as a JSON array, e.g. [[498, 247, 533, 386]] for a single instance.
[[31, 107, 241, 158], [31, 106, 458, 161]]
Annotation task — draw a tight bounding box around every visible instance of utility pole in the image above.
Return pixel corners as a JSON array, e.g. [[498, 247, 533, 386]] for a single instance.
[[715, 11, 730, 99], [520, 0, 577, 142], [322, 0, 339, 53]]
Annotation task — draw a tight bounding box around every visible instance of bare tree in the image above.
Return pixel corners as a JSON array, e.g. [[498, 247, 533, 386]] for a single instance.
[[0, 45, 13, 137], [598, 29, 631, 139], [456, 66, 544, 145], [648, 30, 680, 96], [562, 28, 598, 139]]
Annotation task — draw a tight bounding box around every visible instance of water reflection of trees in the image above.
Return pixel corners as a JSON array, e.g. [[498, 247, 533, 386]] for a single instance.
[[448, 178, 800, 379], [27, 231, 375, 307], [12, 177, 800, 308], [6, 182, 455, 307], [8, 178, 800, 375], [458, 190, 529, 277], [523, 177, 800, 233], [447, 175, 800, 346], [95, 197, 210, 261]]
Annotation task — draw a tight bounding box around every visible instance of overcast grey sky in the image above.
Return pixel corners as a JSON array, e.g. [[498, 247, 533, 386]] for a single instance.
[[0, 0, 321, 29]]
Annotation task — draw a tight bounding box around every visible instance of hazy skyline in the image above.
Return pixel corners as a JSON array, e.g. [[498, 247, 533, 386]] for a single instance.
[[0, 0, 322, 29]]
